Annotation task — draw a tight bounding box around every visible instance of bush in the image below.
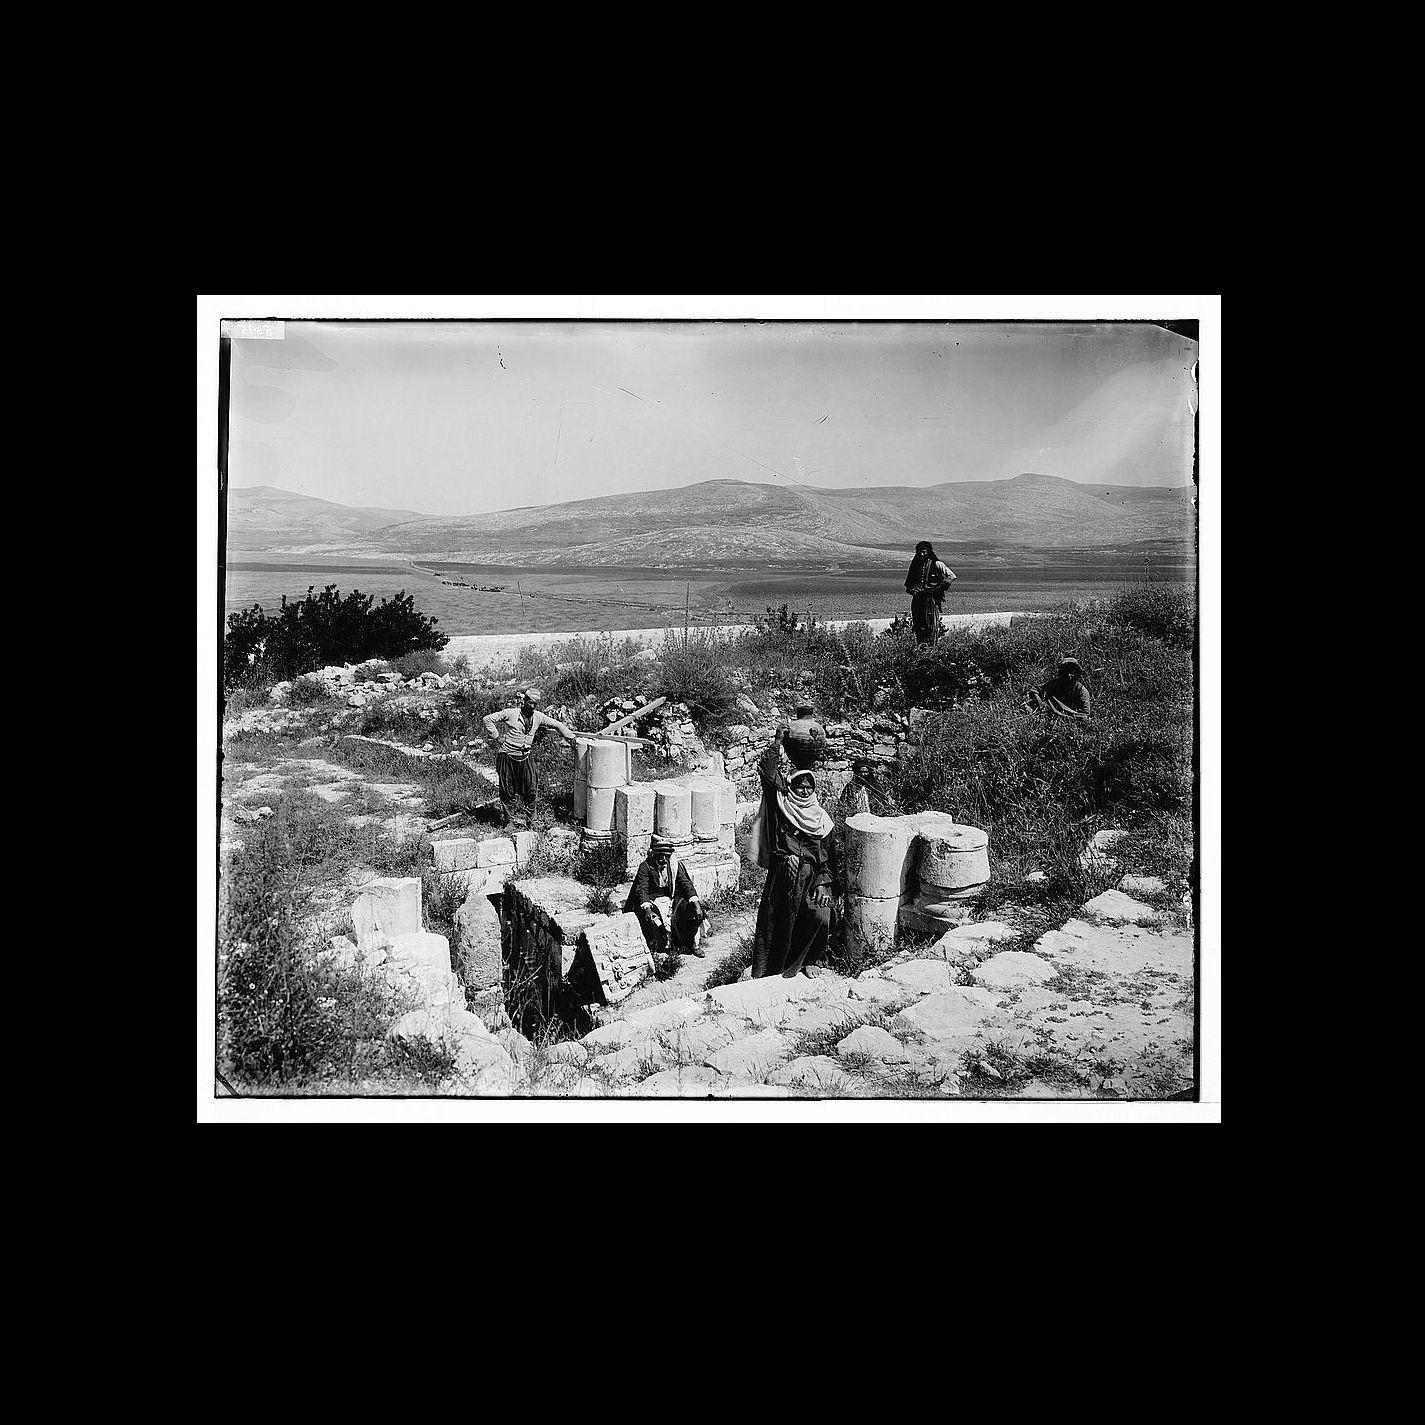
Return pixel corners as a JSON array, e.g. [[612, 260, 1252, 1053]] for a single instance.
[[1105, 584, 1194, 649], [658, 627, 741, 727], [392, 649, 449, 680], [382, 1034, 458, 1087], [288, 673, 333, 706], [223, 584, 447, 689], [218, 810, 425, 1089]]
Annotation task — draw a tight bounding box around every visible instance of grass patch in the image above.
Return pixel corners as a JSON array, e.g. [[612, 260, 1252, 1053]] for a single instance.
[[786, 1007, 882, 1060], [703, 934, 753, 989], [959, 1033, 1097, 1097]]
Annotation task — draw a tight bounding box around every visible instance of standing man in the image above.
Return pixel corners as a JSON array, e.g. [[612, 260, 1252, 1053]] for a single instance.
[[904, 540, 957, 645], [624, 835, 707, 958], [482, 688, 580, 825]]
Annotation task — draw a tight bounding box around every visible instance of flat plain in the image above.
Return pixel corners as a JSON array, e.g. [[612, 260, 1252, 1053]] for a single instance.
[[225, 554, 1195, 638]]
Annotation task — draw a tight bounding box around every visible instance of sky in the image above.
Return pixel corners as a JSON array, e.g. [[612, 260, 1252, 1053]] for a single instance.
[[228, 320, 1198, 516]]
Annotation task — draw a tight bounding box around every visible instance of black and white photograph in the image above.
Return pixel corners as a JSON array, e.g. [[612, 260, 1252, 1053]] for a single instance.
[[199, 295, 1220, 1121]]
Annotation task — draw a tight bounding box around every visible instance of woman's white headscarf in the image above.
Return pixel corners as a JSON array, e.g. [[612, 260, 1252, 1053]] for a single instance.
[[777, 773, 833, 838]]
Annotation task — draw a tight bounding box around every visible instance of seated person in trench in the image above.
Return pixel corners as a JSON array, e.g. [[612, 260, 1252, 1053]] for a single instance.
[[624, 834, 707, 958], [1022, 655, 1092, 721], [481, 687, 580, 826], [750, 727, 842, 979]]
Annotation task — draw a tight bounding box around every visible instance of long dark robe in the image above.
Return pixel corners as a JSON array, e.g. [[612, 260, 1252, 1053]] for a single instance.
[[624, 857, 704, 954], [905, 542, 952, 644], [750, 742, 841, 978]]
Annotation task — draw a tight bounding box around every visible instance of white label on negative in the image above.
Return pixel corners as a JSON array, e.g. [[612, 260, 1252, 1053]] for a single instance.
[[220, 320, 285, 340]]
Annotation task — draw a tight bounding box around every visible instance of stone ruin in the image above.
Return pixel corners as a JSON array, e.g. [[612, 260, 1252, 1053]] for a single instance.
[[842, 812, 991, 956], [390, 722, 990, 1036], [573, 734, 740, 886]]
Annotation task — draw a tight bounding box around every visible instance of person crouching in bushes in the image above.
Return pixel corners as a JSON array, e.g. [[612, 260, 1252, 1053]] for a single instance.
[[749, 730, 842, 978], [624, 835, 707, 957], [1022, 656, 1092, 721], [481, 687, 580, 826]]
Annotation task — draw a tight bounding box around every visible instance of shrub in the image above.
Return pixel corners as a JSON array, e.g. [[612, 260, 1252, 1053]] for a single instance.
[[658, 627, 741, 727], [223, 584, 447, 689], [1105, 584, 1194, 649], [575, 841, 626, 904], [288, 673, 333, 706], [422, 869, 470, 956], [382, 1034, 458, 1087], [218, 810, 425, 1089], [392, 649, 449, 680]]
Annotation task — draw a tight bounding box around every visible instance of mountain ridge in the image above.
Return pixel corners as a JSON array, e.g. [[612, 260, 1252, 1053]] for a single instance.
[[228, 476, 1194, 565]]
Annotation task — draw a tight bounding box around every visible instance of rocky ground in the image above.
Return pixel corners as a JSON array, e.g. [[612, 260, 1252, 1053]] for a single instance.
[[554, 891, 1193, 1099], [219, 674, 1195, 1101]]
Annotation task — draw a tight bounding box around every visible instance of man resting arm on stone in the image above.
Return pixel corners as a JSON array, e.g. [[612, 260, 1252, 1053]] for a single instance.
[[481, 687, 579, 825]]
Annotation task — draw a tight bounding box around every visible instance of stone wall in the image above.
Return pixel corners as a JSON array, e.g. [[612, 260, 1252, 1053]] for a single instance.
[[500, 876, 655, 1008], [714, 691, 919, 801]]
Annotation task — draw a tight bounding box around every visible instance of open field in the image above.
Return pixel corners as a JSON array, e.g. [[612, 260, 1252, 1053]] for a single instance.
[[226, 553, 1195, 638]]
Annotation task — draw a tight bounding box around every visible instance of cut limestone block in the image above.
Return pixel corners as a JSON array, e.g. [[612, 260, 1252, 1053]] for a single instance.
[[930, 921, 1020, 959], [916, 825, 990, 894], [690, 780, 721, 838], [431, 838, 481, 873], [682, 852, 741, 899], [897, 898, 978, 937], [575, 912, 656, 1005], [385, 932, 458, 1009], [616, 784, 656, 839], [844, 892, 900, 961], [715, 777, 738, 825], [893, 986, 1000, 1042], [584, 738, 631, 788], [585, 784, 618, 835], [971, 950, 1058, 991], [653, 781, 693, 840], [474, 838, 517, 870], [455, 882, 504, 991], [844, 814, 918, 898], [352, 877, 421, 952], [622, 835, 652, 876], [716, 826, 736, 853], [1081, 890, 1162, 926]]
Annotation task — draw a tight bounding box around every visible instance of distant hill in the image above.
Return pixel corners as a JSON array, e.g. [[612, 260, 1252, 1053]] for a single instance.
[[227, 475, 1194, 566], [227, 486, 428, 551]]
